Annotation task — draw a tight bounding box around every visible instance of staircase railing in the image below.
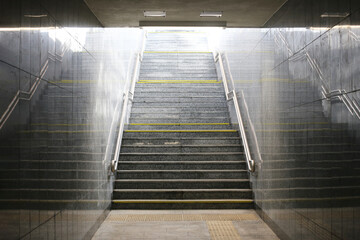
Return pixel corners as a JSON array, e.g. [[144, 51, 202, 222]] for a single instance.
[[214, 52, 255, 172], [110, 31, 146, 173]]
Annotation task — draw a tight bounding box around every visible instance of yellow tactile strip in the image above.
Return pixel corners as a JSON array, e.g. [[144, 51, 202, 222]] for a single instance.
[[107, 213, 259, 222], [207, 221, 242, 240]]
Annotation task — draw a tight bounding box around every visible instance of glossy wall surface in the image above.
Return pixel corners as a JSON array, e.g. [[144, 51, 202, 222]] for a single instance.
[[0, 0, 143, 239], [218, 0, 360, 239]]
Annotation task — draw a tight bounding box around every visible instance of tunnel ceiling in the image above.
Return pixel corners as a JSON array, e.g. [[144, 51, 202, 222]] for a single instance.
[[83, 0, 287, 27]]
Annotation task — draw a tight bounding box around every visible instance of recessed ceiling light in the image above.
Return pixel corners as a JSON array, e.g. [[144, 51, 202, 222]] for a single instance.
[[144, 11, 166, 17], [320, 12, 349, 18], [24, 14, 48, 18], [200, 11, 222, 18]]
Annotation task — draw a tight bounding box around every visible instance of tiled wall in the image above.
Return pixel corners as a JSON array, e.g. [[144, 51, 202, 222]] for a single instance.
[[0, 0, 143, 239], [218, 0, 360, 239]]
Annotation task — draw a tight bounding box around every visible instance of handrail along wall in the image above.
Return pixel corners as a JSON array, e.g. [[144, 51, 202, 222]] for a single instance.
[[214, 52, 255, 172]]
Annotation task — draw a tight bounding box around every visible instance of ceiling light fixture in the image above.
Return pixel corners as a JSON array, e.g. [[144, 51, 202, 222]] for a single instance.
[[24, 14, 48, 18], [200, 11, 222, 18], [144, 11, 166, 17], [320, 12, 349, 18]]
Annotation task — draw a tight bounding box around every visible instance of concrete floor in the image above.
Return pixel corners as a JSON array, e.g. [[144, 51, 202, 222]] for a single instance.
[[92, 210, 279, 240]]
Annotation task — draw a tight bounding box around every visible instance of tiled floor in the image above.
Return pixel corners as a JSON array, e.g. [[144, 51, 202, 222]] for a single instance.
[[92, 210, 279, 240]]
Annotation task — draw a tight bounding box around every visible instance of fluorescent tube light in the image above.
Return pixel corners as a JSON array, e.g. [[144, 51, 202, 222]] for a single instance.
[[200, 11, 222, 17], [144, 11, 166, 17], [320, 12, 349, 18], [24, 13, 48, 18]]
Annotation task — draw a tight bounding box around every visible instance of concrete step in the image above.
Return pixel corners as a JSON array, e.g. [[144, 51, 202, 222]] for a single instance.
[[131, 102, 227, 108], [132, 97, 225, 102], [111, 199, 254, 209], [122, 131, 239, 138], [129, 117, 230, 123], [116, 169, 248, 179], [131, 107, 228, 113], [121, 137, 241, 145], [126, 124, 233, 130], [115, 179, 250, 189], [120, 145, 242, 153], [117, 161, 246, 170], [113, 189, 252, 199], [135, 86, 223, 92], [119, 152, 244, 161], [134, 92, 224, 98], [130, 112, 229, 118]]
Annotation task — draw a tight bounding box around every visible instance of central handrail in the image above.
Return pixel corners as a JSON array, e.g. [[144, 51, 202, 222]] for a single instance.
[[111, 31, 146, 173], [214, 52, 255, 172]]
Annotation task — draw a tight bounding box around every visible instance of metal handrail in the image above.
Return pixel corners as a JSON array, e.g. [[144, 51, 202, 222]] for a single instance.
[[214, 52, 255, 172], [111, 31, 146, 173], [327, 89, 360, 119]]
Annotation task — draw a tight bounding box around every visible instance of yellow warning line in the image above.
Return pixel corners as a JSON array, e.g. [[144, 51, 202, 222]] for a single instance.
[[144, 51, 211, 53], [129, 123, 229, 126], [112, 199, 253, 204], [148, 31, 205, 34], [125, 130, 237, 133], [138, 80, 221, 84]]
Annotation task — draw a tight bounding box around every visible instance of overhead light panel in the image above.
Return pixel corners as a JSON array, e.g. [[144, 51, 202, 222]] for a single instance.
[[200, 11, 222, 18], [24, 14, 48, 18], [144, 11, 166, 17], [320, 12, 349, 18]]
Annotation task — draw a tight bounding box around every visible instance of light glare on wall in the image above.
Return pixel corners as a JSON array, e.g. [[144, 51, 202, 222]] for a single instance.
[[144, 11, 166, 17], [200, 11, 222, 17], [320, 12, 349, 18]]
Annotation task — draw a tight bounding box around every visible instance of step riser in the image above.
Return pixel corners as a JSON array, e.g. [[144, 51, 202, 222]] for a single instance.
[[122, 139, 241, 145], [131, 107, 228, 112], [134, 93, 225, 98], [111, 202, 254, 210], [132, 97, 225, 102], [129, 118, 230, 123], [116, 171, 248, 179], [132, 103, 227, 108], [130, 113, 229, 118], [117, 162, 246, 170], [113, 191, 252, 199], [123, 132, 239, 138], [119, 154, 245, 161], [120, 146, 242, 153], [115, 181, 250, 189], [126, 125, 233, 130]]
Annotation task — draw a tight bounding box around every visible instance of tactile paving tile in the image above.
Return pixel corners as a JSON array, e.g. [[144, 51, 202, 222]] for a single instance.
[[106, 214, 260, 222], [182, 214, 203, 221], [201, 214, 221, 221], [106, 214, 128, 222], [207, 221, 242, 240]]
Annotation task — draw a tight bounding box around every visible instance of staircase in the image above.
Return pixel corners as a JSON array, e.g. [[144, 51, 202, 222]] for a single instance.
[[112, 30, 254, 209]]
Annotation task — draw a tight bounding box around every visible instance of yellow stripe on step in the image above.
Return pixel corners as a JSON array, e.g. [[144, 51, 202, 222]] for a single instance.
[[112, 199, 253, 204], [125, 130, 237, 133], [144, 51, 211, 53], [129, 123, 229, 126], [138, 80, 221, 84]]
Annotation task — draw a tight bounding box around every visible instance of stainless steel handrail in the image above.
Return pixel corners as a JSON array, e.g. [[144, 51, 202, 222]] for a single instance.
[[214, 52, 255, 172], [111, 31, 146, 173]]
